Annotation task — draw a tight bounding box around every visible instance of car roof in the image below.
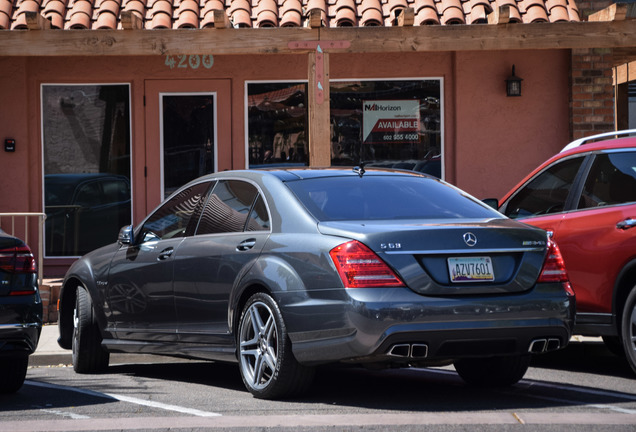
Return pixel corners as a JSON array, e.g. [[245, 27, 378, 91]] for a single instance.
[[560, 129, 636, 152]]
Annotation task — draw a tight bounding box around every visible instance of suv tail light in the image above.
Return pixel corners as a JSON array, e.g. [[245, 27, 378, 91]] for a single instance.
[[0, 245, 37, 295], [538, 239, 574, 296], [330, 240, 405, 288]]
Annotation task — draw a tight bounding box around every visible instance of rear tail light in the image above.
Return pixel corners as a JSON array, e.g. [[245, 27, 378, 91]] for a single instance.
[[0, 245, 37, 295], [537, 239, 575, 296], [329, 240, 405, 288]]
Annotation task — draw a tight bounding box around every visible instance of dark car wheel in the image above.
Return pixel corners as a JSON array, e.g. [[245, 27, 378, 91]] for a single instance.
[[0, 356, 29, 393], [73, 286, 109, 373], [454, 354, 531, 387], [621, 287, 636, 374], [237, 292, 314, 399]]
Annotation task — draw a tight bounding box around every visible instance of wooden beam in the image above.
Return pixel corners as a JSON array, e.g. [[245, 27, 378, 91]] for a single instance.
[[25, 12, 51, 30], [120, 11, 143, 30], [396, 8, 415, 27], [588, 2, 636, 22], [614, 61, 636, 85], [0, 21, 635, 59], [488, 5, 511, 25], [308, 51, 331, 167], [213, 10, 232, 29], [308, 9, 323, 29]]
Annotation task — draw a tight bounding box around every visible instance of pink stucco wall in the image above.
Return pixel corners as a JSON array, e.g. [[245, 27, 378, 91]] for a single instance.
[[0, 49, 571, 276]]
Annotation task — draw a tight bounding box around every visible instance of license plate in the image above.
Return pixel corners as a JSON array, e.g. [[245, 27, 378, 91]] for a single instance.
[[448, 257, 494, 283]]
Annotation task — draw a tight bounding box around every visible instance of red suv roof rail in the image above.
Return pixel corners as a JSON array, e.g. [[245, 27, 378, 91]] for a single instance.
[[560, 129, 636, 153]]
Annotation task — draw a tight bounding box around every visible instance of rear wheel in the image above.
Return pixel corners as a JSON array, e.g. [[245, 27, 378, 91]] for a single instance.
[[454, 354, 531, 387], [621, 287, 636, 375], [237, 292, 314, 399], [0, 356, 28, 393], [72, 286, 109, 373]]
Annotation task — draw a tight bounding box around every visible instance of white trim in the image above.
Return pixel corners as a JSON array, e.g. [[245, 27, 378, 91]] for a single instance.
[[158, 92, 219, 200], [40, 83, 133, 259]]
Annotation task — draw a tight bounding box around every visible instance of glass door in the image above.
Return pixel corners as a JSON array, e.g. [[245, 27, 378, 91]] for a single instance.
[[145, 80, 231, 213]]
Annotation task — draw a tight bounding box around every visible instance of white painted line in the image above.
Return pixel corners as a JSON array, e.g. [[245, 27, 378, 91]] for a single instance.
[[25, 380, 222, 417]]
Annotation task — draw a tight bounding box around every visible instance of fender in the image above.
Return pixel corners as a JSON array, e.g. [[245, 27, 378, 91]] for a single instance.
[[57, 243, 119, 349], [613, 257, 636, 328], [228, 254, 307, 335]]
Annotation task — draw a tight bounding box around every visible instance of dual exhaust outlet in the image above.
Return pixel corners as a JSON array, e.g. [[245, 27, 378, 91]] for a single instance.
[[528, 338, 561, 353], [387, 343, 429, 359]]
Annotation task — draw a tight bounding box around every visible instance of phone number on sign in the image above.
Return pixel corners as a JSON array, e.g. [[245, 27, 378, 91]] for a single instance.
[[382, 133, 419, 141]]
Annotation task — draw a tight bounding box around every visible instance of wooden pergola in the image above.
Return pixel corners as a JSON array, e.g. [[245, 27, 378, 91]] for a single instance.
[[1, 3, 635, 166]]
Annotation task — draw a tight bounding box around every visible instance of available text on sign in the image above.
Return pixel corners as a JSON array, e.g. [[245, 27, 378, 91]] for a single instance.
[[363, 100, 420, 145]]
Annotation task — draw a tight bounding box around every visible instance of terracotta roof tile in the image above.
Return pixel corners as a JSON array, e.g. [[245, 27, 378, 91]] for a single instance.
[[0, 0, 581, 30]]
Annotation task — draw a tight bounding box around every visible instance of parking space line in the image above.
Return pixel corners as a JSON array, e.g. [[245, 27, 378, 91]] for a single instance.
[[25, 381, 222, 417]]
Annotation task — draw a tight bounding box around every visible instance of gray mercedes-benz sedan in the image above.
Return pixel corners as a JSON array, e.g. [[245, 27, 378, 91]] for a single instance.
[[57, 167, 575, 399]]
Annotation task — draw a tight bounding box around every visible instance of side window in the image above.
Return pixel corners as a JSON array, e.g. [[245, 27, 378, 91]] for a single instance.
[[140, 182, 210, 242], [504, 157, 584, 219], [196, 180, 259, 235], [246, 195, 270, 231], [579, 152, 636, 209]]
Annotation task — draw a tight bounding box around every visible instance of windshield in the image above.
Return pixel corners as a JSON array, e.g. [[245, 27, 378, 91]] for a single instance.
[[286, 175, 502, 222]]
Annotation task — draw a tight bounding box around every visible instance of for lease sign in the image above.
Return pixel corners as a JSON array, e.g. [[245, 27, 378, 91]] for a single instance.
[[363, 100, 420, 144]]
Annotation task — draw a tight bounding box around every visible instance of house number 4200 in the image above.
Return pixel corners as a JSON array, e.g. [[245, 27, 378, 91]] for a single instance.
[[164, 55, 214, 70]]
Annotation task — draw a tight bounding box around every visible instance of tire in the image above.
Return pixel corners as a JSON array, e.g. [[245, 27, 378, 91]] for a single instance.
[[621, 287, 636, 375], [454, 354, 531, 387], [72, 286, 110, 373], [0, 356, 29, 394], [237, 292, 314, 399]]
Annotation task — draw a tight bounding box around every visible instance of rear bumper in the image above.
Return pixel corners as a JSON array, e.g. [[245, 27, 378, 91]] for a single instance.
[[0, 323, 42, 357], [281, 283, 575, 366]]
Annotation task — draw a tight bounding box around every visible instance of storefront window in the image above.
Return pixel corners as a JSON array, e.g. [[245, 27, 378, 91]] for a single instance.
[[330, 80, 442, 177], [41, 84, 132, 257], [247, 82, 309, 167]]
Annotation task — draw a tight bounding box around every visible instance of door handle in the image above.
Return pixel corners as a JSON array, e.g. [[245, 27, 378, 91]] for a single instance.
[[617, 218, 636, 230], [237, 239, 256, 251], [157, 247, 174, 260]]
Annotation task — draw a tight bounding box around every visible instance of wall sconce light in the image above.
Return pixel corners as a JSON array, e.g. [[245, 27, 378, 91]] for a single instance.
[[506, 65, 523, 97]]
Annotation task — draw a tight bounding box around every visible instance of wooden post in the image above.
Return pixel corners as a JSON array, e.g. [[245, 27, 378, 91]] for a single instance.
[[308, 50, 331, 167]]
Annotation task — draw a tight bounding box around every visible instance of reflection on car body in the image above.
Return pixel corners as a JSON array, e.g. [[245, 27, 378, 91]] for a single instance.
[[57, 168, 575, 399]]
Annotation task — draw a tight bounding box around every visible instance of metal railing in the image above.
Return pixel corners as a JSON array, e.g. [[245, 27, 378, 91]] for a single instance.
[[0, 213, 46, 286]]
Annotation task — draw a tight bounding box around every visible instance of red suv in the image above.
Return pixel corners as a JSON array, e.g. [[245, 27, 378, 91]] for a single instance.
[[493, 130, 636, 374]]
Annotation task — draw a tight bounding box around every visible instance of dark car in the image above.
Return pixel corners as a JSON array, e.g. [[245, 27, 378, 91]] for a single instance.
[[45, 173, 131, 256], [0, 230, 42, 393], [492, 130, 636, 374], [57, 168, 575, 399]]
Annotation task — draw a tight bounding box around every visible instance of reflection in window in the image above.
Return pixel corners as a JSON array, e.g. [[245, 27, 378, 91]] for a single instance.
[[580, 152, 636, 209], [196, 180, 260, 235], [141, 182, 210, 241], [504, 157, 584, 219], [42, 85, 132, 257], [247, 83, 309, 168], [330, 80, 442, 178]]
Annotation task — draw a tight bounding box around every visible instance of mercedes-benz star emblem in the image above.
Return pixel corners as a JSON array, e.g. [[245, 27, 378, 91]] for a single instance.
[[463, 232, 477, 247]]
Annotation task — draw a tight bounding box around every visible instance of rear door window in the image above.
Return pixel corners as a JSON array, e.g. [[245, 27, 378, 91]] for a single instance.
[[578, 151, 636, 209]]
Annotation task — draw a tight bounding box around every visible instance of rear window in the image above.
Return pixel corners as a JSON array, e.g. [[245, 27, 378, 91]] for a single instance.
[[286, 175, 501, 221]]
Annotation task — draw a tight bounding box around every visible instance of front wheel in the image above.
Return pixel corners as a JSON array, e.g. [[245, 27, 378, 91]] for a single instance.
[[237, 292, 314, 399], [454, 354, 531, 387], [72, 286, 110, 373], [621, 287, 636, 375]]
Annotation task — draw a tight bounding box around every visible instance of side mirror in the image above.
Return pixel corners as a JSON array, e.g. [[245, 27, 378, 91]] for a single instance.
[[118, 225, 133, 245], [482, 198, 499, 210]]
